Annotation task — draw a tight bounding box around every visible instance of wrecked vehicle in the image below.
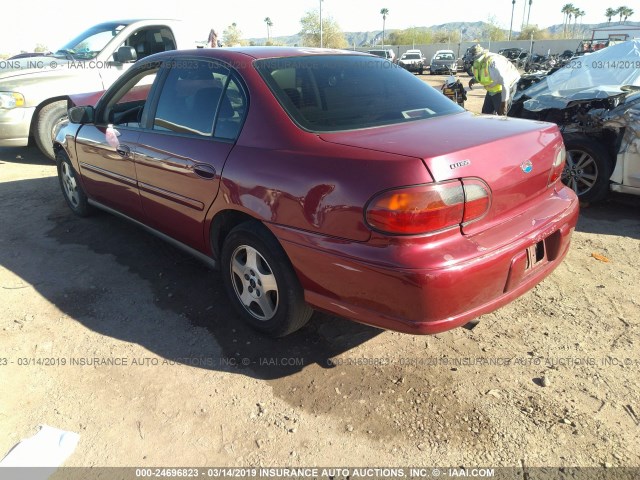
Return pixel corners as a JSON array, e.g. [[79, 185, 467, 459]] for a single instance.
[[509, 39, 640, 202]]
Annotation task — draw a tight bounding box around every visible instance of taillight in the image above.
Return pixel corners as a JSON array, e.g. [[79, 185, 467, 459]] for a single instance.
[[365, 179, 491, 235], [461, 179, 491, 224], [548, 145, 566, 186]]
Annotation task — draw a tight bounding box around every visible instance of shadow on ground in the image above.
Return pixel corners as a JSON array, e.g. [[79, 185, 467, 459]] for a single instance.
[[576, 193, 640, 240], [0, 173, 380, 382]]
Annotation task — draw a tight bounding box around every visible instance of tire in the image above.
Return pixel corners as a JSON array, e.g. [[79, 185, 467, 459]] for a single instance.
[[221, 222, 312, 337], [56, 150, 93, 217], [562, 135, 612, 204], [35, 100, 68, 161]]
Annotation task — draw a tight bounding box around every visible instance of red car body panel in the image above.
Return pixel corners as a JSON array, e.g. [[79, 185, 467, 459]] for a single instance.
[[54, 47, 580, 335]]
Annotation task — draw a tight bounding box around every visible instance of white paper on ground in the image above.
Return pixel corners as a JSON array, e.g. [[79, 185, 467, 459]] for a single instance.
[[0, 424, 80, 468]]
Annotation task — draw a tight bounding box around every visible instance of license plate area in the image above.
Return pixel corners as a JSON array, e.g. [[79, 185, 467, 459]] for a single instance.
[[525, 240, 546, 270]]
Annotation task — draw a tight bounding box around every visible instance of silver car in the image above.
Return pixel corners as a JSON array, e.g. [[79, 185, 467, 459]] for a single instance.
[[430, 50, 457, 75]]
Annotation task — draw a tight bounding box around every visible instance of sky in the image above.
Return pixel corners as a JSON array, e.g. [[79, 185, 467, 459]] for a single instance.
[[0, 0, 632, 54]]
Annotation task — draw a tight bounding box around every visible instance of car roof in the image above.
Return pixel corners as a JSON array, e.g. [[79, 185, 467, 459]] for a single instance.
[[143, 46, 370, 63]]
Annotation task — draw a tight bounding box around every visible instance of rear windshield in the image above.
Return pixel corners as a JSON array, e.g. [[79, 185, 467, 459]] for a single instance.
[[255, 55, 462, 132], [402, 53, 422, 60], [435, 53, 455, 60]]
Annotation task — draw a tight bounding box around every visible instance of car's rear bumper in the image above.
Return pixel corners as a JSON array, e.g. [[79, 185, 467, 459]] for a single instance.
[[0, 106, 34, 147], [272, 185, 579, 335]]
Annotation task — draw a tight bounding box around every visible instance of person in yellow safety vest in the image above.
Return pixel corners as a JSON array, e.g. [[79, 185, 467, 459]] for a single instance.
[[468, 44, 521, 116]]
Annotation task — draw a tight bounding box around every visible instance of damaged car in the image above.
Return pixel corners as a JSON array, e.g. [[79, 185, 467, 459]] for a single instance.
[[509, 39, 640, 203]]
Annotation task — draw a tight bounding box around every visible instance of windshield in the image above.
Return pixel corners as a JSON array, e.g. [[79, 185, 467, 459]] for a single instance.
[[402, 54, 421, 60], [255, 55, 462, 132], [55, 22, 127, 59], [434, 53, 454, 61]]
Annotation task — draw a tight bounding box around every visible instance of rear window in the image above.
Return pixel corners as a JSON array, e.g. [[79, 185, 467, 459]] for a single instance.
[[435, 53, 455, 60], [255, 55, 462, 132], [402, 53, 421, 60]]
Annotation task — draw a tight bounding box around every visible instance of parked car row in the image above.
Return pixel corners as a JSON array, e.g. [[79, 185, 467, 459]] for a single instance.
[[368, 48, 459, 75]]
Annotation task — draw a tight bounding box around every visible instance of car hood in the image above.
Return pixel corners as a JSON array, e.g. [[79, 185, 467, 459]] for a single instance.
[[519, 39, 640, 111], [0, 56, 76, 79]]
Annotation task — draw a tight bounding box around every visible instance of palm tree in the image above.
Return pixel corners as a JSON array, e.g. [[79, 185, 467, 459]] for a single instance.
[[621, 6, 634, 23], [573, 9, 585, 36], [380, 8, 389, 48], [264, 17, 273, 43], [526, 0, 533, 27], [509, 0, 517, 40], [566, 7, 574, 37], [605, 7, 616, 22], [615, 6, 626, 23], [561, 4, 575, 38]]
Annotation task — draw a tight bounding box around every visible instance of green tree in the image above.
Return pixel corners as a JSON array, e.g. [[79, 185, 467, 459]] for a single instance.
[[526, 0, 533, 27], [387, 27, 433, 46], [518, 24, 550, 40], [483, 16, 507, 41], [432, 30, 461, 44], [605, 7, 617, 22], [264, 17, 273, 43], [223, 23, 245, 46], [380, 8, 389, 48], [299, 10, 347, 48]]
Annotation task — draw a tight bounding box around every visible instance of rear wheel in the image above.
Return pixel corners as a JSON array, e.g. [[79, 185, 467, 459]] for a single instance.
[[35, 100, 67, 161], [221, 222, 312, 337], [562, 135, 612, 203]]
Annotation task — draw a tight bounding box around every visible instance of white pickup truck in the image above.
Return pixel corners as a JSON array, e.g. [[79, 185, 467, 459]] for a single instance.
[[0, 19, 200, 159]]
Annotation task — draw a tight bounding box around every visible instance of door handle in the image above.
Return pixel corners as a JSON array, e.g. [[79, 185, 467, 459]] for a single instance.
[[193, 164, 216, 179], [116, 144, 131, 158]]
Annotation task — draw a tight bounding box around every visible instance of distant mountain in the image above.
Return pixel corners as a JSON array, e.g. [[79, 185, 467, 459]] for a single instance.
[[247, 20, 640, 47]]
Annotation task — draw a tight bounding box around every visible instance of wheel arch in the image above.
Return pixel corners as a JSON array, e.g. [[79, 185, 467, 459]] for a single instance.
[[209, 209, 270, 260], [29, 96, 70, 138]]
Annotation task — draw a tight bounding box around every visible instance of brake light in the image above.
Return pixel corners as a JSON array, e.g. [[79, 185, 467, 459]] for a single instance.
[[548, 145, 566, 186], [365, 179, 491, 235]]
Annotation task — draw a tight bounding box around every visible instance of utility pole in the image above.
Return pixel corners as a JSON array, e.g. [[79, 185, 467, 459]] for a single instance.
[[320, 0, 323, 48]]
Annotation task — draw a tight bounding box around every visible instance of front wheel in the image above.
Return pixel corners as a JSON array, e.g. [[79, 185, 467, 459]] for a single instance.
[[562, 135, 612, 203], [35, 100, 67, 161], [56, 150, 93, 217], [221, 222, 312, 337]]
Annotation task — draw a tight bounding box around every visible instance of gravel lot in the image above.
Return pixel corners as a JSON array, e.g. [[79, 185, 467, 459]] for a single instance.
[[1, 73, 639, 472]]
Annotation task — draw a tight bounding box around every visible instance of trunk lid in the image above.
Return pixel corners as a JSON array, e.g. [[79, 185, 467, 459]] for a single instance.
[[319, 111, 564, 235]]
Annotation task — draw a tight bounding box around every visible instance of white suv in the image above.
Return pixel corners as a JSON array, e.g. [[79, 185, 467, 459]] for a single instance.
[[367, 49, 396, 63], [398, 49, 424, 74]]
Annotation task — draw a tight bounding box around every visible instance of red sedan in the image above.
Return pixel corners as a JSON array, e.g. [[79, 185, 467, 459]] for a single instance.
[[53, 47, 579, 337]]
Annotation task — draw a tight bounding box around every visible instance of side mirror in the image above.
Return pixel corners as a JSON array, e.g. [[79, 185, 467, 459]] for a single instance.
[[115, 46, 137, 63], [68, 106, 95, 124]]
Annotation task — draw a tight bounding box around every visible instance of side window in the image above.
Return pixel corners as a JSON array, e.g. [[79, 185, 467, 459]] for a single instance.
[[116, 26, 177, 62], [214, 76, 247, 140], [153, 60, 230, 137], [102, 64, 159, 127]]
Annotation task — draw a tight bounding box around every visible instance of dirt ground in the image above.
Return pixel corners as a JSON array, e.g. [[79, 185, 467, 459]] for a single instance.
[[1, 74, 639, 472]]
